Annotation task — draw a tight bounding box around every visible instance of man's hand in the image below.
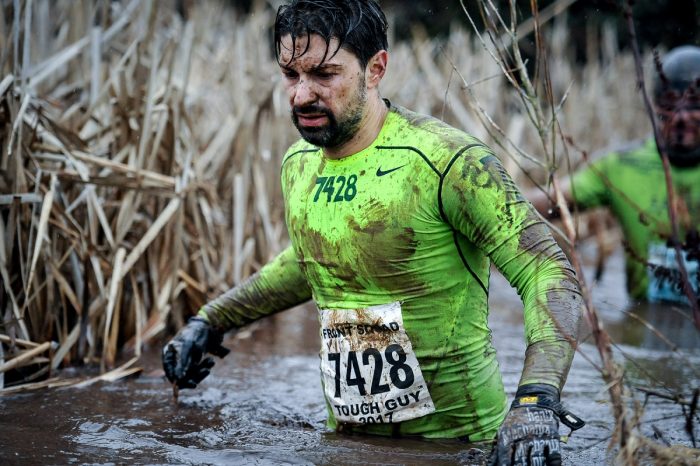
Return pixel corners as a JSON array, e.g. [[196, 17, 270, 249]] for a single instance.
[[490, 384, 585, 466], [162, 316, 230, 389], [491, 401, 561, 466]]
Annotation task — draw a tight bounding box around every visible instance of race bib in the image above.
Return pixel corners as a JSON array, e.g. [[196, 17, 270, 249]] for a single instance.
[[647, 242, 699, 304], [319, 302, 435, 424]]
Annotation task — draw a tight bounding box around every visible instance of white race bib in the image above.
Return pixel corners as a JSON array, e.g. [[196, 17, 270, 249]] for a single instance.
[[319, 302, 435, 424]]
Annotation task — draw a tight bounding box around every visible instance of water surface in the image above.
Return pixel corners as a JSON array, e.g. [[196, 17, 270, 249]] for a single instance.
[[1, 247, 698, 465]]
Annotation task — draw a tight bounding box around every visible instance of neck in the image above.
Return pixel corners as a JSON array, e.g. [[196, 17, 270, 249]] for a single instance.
[[323, 95, 388, 159]]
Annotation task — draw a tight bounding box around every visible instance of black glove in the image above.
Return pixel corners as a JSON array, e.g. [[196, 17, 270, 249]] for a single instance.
[[162, 316, 230, 389], [490, 384, 585, 466]]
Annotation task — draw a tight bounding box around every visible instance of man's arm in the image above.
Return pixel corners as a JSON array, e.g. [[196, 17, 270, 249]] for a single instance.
[[163, 245, 312, 388], [441, 146, 585, 464], [442, 148, 582, 389], [198, 245, 313, 332]]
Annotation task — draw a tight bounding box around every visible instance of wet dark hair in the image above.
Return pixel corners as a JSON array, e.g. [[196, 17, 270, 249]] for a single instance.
[[274, 0, 388, 69]]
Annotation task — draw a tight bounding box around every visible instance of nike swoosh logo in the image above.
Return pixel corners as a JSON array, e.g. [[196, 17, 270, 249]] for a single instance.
[[376, 165, 406, 177]]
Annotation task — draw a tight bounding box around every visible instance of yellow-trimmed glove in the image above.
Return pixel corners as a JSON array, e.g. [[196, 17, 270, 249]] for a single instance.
[[490, 384, 585, 466]]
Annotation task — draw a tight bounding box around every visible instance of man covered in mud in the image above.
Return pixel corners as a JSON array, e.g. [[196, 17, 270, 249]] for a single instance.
[[530, 45, 700, 306], [163, 1, 585, 464]]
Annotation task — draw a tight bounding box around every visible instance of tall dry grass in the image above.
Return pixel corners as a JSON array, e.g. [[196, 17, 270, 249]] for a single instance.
[[0, 1, 650, 386]]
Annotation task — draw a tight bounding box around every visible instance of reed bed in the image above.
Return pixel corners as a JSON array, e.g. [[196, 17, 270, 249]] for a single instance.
[[0, 1, 650, 388]]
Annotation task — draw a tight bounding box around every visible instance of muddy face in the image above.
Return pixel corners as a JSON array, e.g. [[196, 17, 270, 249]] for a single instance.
[[279, 34, 368, 149], [656, 90, 700, 162]]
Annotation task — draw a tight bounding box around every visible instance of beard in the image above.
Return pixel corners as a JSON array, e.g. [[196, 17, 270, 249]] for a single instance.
[[661, 120, 700, 167], [291, 80, 367, 148], [666, 145, 700, 167]]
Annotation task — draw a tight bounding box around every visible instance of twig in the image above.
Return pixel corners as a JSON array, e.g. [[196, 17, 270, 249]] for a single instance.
[[619, 310, 678, 351], [0, 341, 52, 374], [687, 389, 698, 448], [0, 334, 40, 348], [637, 387, 700, 408], [0, 377, 83, 396], [651, 425, 672, 447]]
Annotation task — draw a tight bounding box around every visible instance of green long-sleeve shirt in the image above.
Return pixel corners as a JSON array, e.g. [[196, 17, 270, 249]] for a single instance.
[[201, 103, 582, 440]]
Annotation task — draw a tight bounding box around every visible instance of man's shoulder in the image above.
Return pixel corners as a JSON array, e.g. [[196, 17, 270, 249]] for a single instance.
[[389, 104, 481, 147], [387, 104, 493, 165]]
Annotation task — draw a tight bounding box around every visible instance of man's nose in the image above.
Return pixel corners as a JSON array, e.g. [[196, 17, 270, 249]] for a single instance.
[[670, 107, 691, 127], [292, 78, 317, 107]]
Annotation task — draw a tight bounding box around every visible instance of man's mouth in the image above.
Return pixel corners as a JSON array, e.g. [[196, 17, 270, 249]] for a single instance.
[[296, 113, 329, 127], [293, 105, 332, 128], [669, 128, 700, 148]]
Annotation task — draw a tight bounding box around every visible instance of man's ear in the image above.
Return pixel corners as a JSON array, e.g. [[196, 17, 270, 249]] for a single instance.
[[365, 50, 388, 89]]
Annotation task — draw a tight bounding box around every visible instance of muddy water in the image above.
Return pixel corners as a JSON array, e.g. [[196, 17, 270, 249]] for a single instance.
[[1, 246, 699, 465]]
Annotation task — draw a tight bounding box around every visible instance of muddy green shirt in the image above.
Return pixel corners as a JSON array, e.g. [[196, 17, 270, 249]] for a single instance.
[[201, 104, 582, 440], [571, 139, 700, 300]]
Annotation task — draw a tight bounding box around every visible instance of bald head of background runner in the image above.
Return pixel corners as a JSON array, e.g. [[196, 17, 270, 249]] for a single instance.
[[653, 45, 700, 168]]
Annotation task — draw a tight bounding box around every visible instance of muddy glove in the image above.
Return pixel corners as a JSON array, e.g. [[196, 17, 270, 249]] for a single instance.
[[490, 384, 585, 466], [162, 316, 230, 389]]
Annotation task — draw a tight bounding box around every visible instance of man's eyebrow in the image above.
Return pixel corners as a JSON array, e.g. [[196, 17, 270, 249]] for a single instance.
[[311, 63, 343, 72], [278, 63, 343, 73]]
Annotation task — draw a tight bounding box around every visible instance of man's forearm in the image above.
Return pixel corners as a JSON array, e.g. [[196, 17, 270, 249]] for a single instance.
[[199, 246, 312, 333], [489, 216, 583, 391], [516, 241, 582, 390], [435, 145, 583, 391]]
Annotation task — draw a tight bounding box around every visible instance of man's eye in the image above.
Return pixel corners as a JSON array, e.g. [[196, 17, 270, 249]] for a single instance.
[[315, 71, 335, 79], [283, 70, 298, 79]]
